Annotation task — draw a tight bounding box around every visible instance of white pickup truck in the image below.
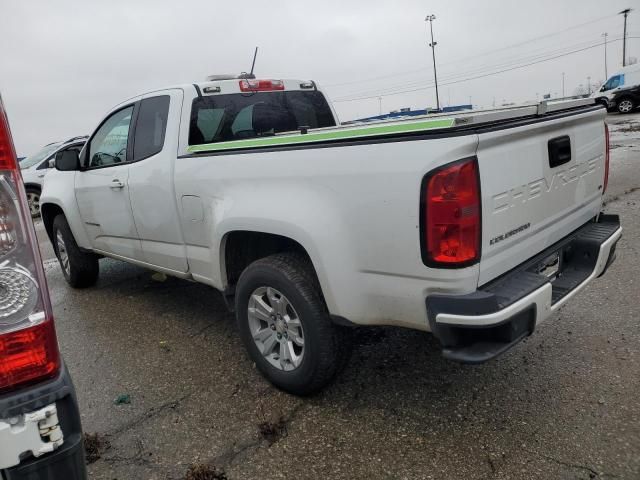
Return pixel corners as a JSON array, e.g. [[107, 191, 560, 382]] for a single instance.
[[41, 76, 621, 395]]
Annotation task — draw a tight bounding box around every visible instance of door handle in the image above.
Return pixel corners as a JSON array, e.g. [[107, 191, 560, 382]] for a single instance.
[[110, 179, 125, 189], [548, 136, 571, 168]]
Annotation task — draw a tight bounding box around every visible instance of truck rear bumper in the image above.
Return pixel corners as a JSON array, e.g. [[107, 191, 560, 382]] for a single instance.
[[0, 362, 87, 480], [426, 214, 621, 364]]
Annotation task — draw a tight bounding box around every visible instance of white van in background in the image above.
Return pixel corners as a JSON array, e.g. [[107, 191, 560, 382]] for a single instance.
[[592, 63, 640, 109]]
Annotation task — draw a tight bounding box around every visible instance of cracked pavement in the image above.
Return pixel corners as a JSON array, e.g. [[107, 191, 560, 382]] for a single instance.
[[35, 112, 640, 479]]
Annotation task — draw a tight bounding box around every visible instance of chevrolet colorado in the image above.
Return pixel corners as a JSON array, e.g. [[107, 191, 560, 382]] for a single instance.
[[41, 76, 621, 395]]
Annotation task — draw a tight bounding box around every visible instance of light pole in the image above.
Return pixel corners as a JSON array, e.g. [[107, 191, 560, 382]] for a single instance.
[[425, 14, 440, 111], [620, 8, 632, 66], [378, 96, 382, 116], [587, 76, 591, 95], [602, 33, 608, 79]]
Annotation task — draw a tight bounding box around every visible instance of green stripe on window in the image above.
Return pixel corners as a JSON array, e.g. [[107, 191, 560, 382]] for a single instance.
[[187, 118, 455, 153]]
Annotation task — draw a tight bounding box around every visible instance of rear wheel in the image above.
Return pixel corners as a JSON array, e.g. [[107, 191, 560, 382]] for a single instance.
[[52, 215, 99, 288], [25, 187, 41, 218], [617, 97, 635, 114], [235, 253, 351, 395]]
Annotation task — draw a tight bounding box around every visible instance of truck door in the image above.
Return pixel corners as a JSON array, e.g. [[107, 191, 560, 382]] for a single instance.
[[75, 104, 143, 259], [127, 90, 189, 273]]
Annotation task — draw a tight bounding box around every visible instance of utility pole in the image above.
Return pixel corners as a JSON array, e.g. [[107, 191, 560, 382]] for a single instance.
[[587, 76, 591, 95], [562, 72, 565, 97], [620, 8, 632, 66], [425, 14, 440, 111], [602, 33, 609, 79]]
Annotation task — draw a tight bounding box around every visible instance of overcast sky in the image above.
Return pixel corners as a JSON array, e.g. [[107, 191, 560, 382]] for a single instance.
[[1, 0, 637, 155]]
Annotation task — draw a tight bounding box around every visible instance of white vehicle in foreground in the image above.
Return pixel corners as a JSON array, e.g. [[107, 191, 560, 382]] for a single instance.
[[41, 76, 621, 395]]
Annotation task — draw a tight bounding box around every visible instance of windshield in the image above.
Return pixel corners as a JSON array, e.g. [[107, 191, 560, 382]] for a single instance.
[[189, 90, 336, 145], [19, 143, 60, 169]]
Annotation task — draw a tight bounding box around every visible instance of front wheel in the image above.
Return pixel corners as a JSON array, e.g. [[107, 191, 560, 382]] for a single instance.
[[617, 97, 635, 114], [52, 215, 99, 288], [235, 253, 351, 396], [25, 187, 41, 218]]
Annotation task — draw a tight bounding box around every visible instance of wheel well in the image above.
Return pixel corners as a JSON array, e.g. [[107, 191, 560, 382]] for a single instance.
[[24, 183, 41, 192], [41, 203, 64, 243], [223, 231, 315, 288]]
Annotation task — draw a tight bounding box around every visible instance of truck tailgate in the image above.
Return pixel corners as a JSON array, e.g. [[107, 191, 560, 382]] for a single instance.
[[477, 108, 607, 285]]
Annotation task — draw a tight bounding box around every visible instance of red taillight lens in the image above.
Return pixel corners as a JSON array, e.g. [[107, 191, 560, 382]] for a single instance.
[[0, 103, 17, 170], [604, 123, 610, 193], [0, 95, 60, 392], [0, 321, 59, 391], [422, 158, 481, 266], [239, 79, 285, 92]]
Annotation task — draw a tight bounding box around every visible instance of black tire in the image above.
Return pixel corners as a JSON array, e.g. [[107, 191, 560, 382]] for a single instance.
[[617, 97, 635, 114], [52, 215, 99, 288], [25, 186, 41, 218], [235, 253, 351, 396]]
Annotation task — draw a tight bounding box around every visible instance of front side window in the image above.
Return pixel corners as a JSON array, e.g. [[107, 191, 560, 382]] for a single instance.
[[133, 96, 170, 161], [603, 75, 624, 91], [189, 91, 336, 145], [88, 106, 134, 168]]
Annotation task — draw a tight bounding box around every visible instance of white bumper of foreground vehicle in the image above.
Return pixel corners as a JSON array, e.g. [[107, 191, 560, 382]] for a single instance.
[[0, 404, 64, 469], [426, 215, 622, 363]]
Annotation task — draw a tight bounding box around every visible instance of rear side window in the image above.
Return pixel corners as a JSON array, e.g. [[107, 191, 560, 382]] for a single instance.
[[133, 95, 170, 160], [189, 91, 335, 145]]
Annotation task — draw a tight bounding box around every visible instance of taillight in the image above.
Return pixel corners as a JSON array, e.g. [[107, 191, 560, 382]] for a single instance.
[[0, 95, 60, 392], [421, 157, 481, 267], [239, 79, 285, 92], [604, 123, 610, 193]]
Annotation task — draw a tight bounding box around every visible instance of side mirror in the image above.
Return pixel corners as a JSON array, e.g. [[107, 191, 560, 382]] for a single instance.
[[55, 149, 80, 171], [48, 159, 55, 168], [600, 86, 606, 92]]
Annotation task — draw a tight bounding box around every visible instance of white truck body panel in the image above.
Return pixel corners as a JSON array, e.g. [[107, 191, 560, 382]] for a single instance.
[[477, 109, 606, 284]]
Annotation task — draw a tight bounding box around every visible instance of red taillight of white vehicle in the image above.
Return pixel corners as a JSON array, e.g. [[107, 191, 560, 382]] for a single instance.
[[604, 123, 610, 193], [421, 157, 481, 267], [239, 79, 285, 92], [0, 96, 60, 392]]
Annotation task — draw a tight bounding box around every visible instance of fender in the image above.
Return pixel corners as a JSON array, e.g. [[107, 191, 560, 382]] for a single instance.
[[40, 170, 92, 250]]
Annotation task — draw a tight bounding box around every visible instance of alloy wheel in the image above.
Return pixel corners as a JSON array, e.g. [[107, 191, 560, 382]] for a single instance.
[[26, 191, 40, 217], [247, 286, 304, 371], [56, 231, 70, 276], [619, 100, 633, 113]]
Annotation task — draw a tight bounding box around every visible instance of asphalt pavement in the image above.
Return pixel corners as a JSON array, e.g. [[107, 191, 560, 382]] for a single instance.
[[36, 112, 640, 480]]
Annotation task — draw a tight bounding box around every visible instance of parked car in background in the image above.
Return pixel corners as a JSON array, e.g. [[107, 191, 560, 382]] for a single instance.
[[19, 137, 87, 217], [0, 98, 87, 478], [592, 63, 640, 111]]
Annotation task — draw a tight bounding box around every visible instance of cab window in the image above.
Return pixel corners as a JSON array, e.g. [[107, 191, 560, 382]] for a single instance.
[[132, 96, 170, 161], [189, 91, 335, 145], [88, 106, 134, 168]]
